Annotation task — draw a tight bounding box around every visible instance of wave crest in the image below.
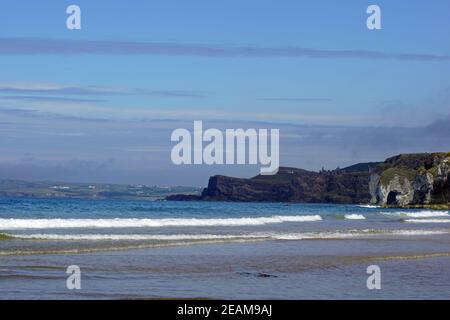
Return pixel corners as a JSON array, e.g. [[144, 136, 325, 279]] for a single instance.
[[6, 229, 447, 241], [382, 210, 449, 218], [405, 219, 450, 224], [344, 214, 366, 220], [0, 215, 322, 230]]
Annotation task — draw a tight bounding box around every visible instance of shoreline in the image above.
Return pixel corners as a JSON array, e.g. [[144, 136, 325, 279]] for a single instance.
[[3, 239, 450, 299]]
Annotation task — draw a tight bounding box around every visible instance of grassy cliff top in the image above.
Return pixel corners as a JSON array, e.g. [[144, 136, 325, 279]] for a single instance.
[[376, 152, 450, 187], [384, 152, 450, 169], [380, 167, 417, 186]]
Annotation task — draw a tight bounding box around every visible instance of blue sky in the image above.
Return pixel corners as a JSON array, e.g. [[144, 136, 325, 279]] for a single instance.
[[0, 0, 450, 185]]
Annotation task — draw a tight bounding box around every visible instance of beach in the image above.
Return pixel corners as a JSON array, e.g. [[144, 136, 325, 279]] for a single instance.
[[1, 198, 450, 299]]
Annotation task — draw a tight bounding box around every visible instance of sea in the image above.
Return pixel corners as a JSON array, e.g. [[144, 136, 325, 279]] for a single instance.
[[1, 197, 450, 299]]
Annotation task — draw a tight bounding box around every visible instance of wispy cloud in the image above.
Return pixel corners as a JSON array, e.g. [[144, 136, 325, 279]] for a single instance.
[[257, 97, 332, 102], [0, 103, 373, 126], [1, 38, 450, 62], [0, 95, 106, 103], [0, 83, 205, 98]]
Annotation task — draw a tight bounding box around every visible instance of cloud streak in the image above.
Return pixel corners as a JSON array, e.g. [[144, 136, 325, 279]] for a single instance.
[[0, 84, 204, 98], [258, 97, 332, 102], [0, 95, 106, 103], [1, 38, 450, 61]]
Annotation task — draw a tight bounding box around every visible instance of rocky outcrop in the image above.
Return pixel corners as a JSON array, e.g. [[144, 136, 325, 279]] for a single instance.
[[167, 165, 376, 204], [373, 174, 414, 206], [167, 152, 450, 208], [413, 172, 434, 204], [370, 153, 450, 208]]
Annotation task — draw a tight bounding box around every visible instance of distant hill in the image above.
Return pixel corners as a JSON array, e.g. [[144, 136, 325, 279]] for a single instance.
[[167, 153, 450, 209], [0, 180, 201, 200]]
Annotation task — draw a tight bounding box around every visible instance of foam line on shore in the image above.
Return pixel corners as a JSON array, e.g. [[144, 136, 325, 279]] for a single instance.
[[5, 229, 447, 241], [405, 219, 450, 223]]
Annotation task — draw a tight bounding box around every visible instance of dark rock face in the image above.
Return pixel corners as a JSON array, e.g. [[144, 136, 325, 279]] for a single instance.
[[167, 153, 450, 207], [165, 193, 202, 201], [167, 166, 375, 204], [166, 152, 450, 209]]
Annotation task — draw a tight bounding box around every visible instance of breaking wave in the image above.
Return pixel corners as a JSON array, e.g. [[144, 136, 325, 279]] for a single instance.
[[14, 233, 260, 241], [382, 210, 449, 218], [5, 229, 447, 241], [405, 219, 450, 224], [0, 215, 322, 230], [344, 214, 366, 220]]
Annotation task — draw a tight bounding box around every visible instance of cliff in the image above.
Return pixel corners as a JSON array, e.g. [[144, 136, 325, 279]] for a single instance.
[[167, 165, 377, 204], [369, 152, 450, 209], [167, 152, 450, 209]]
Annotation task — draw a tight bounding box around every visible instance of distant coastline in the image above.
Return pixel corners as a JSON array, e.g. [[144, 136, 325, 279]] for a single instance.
[[0, 180, 201, 201], [167, 152, 450, 210], [2, 152, 449, 209]]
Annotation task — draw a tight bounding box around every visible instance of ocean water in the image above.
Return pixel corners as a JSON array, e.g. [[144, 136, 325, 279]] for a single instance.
[[1, 198, 450, 299]]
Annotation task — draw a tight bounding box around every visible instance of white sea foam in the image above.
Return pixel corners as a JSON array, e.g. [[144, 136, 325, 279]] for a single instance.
[[382, 210, 449, 218], [0, 215, 322, 230], [274, 229, 447, 239], [388, 230, 448, 235], [14, 233, 260, 241], [271, 232, 358, 240], [358, 205, 379, 209], [405, 219, 450, 224], [344, 214, 366, 220], [7, 229, 447, 241]]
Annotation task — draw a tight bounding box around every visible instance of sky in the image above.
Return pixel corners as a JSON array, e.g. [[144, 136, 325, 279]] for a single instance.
[[0, 0, 450, 186]]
